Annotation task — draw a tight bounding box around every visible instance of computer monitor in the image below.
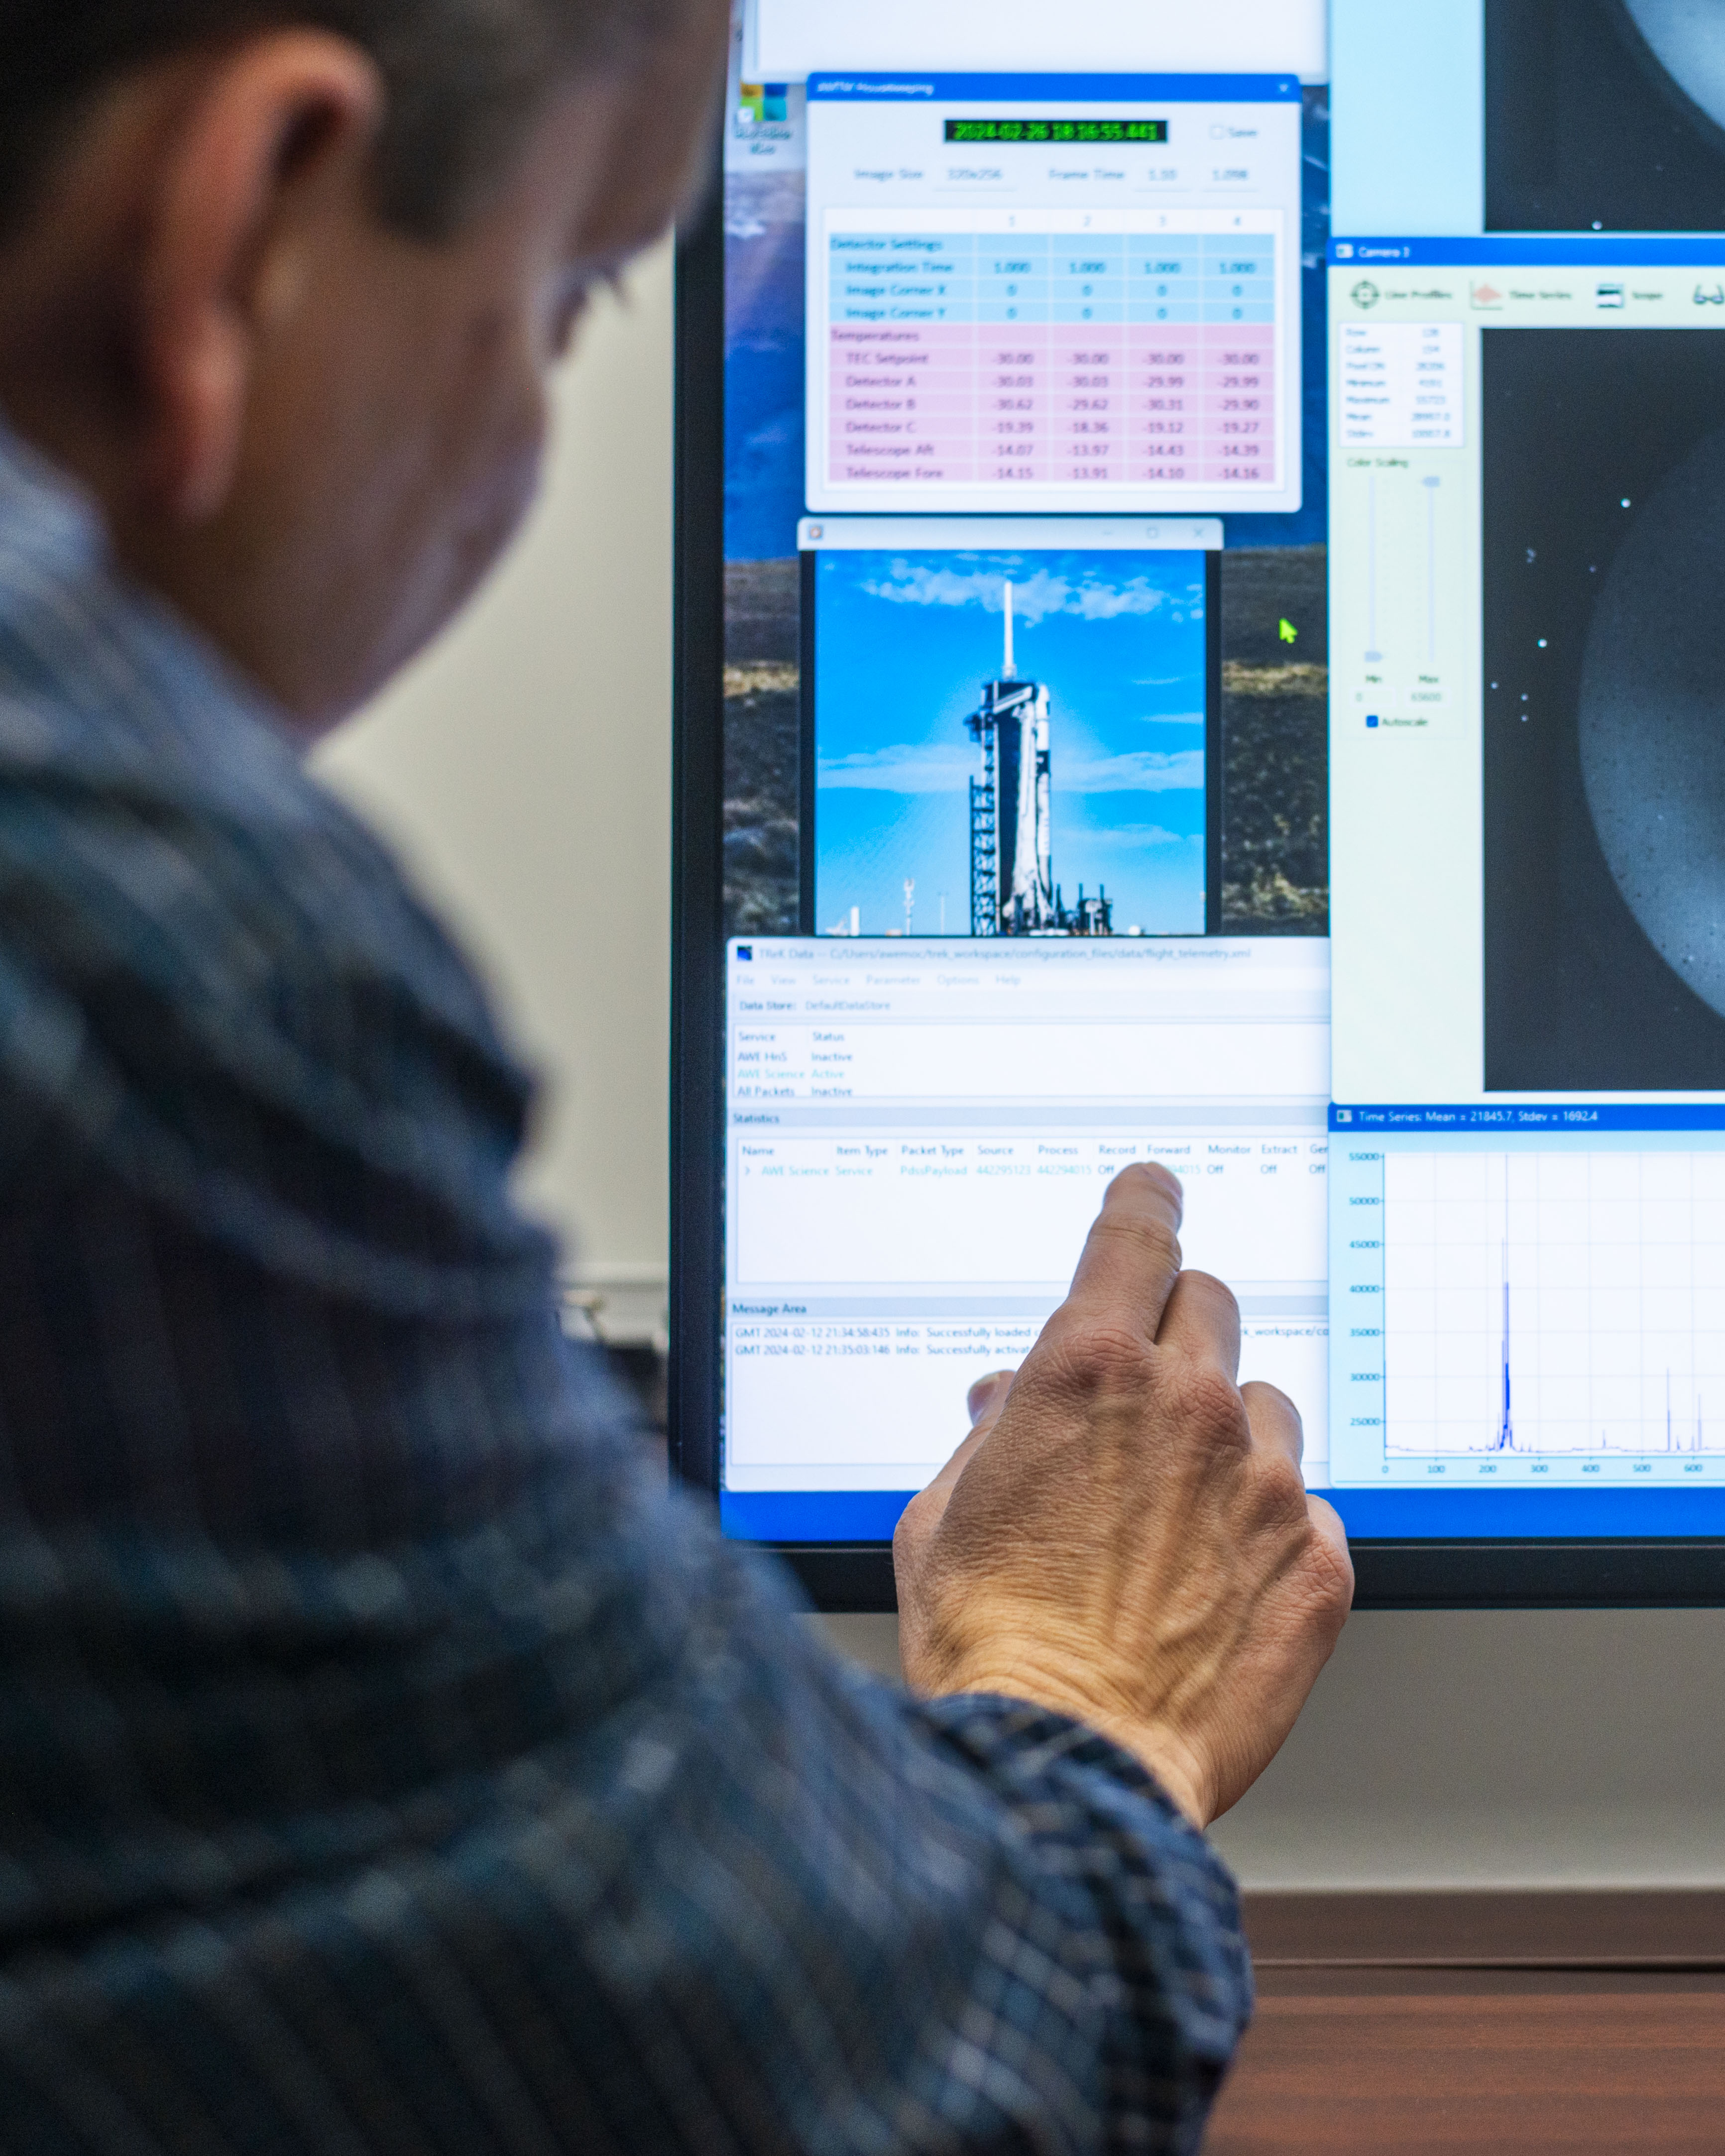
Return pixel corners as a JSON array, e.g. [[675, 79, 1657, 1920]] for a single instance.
[[673, 0, 1725, 1607]]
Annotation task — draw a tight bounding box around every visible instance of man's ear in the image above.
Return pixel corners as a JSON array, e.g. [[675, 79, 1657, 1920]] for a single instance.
[[140, 31, 383, 523]]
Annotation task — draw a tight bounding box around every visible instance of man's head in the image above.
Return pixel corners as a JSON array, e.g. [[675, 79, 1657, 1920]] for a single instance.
[[0, 0, 728, 731]]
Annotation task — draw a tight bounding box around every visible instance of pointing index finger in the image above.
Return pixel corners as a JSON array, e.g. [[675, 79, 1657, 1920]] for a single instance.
[[1059, 1161, 1186, 1342]]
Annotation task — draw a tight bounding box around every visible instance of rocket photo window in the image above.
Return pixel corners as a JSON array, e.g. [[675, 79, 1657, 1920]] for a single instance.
[[796, 517, 1223, 941]]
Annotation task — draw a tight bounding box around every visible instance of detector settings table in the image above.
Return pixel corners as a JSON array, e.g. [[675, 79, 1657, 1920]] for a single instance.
[[805, 75, 1304, 516]]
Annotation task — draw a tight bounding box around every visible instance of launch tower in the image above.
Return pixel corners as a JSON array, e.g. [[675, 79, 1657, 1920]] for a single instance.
[[966, 581, 1054, 934], [965, 581, 1112, 937]]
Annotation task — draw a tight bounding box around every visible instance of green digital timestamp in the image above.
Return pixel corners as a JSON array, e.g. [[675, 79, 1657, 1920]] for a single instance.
[[943, 119, 1169, 144]]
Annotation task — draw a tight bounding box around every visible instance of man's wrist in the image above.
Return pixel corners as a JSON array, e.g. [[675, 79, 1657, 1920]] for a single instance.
[[924, 1665, 1213, 1827]]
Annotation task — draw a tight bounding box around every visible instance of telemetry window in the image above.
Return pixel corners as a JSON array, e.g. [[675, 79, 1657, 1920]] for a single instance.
[[805, 75, 1304, 516]]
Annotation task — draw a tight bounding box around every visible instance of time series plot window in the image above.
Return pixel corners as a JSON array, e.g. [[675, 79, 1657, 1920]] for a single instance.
[[1333, 1131, 1725, 1487], [806, 75, 1304, 515]]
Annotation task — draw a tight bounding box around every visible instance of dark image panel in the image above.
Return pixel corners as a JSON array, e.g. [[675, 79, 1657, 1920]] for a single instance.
[[1488, 0, 1725, 231], [1483, 327, 1725, 1089], [722, 557, 800, 937], [1218, 545, 1328, 934]]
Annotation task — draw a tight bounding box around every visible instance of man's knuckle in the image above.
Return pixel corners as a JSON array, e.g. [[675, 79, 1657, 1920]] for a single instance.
[[1274, 1521, 1354, 1629], [1184, 1269, 1240, 1326], [1253, 1452, 1309, 1521], [1173, 1364, 1249, 1448], [1053, 1320, 1156, 1398], [1305, 1530, 1357, 1619]]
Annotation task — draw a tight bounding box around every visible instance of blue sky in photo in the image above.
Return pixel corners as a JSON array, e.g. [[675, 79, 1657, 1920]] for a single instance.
[[813, 549, 1208, 936]]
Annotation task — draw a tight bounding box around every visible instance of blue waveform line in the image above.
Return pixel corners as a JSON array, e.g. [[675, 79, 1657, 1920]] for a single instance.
[[1495, 1240, 1513, 1453]]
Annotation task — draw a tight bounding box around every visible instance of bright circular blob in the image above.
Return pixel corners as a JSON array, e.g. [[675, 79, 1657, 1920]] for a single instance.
[[1579, 425, 1725, 1018]]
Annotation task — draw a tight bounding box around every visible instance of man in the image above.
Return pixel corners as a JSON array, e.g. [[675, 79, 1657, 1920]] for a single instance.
[[0, 4, 1352, 2151]]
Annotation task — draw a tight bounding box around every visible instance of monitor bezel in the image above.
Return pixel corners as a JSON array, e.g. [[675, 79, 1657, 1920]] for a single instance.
[[669, 162, 1725, 1614]]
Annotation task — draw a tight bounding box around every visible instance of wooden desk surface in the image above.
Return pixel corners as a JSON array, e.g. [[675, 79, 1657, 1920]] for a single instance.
[[1206, 1894, 1725, 2154]]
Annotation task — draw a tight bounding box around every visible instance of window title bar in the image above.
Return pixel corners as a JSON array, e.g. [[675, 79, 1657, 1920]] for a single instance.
[[809, 73, 1300, 103], [796, 516, 1223, 552], [1332, 1105, 1725, 1132], [1332, 237, 1725, 267]]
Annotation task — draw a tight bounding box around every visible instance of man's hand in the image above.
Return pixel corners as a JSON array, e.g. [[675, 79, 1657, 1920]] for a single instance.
[[894, 1162, 1353, 1828]]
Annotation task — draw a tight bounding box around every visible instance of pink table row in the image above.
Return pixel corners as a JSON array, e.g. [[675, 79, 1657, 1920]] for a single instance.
[[830, 324, 1276, 361], [829, 457, 1274, 484], [826, 323, 1277, 489]]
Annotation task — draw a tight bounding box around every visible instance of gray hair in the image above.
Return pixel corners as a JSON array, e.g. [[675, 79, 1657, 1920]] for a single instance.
[[0, 0, 698, 238]]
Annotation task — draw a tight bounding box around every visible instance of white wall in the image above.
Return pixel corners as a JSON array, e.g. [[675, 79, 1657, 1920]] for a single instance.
[[314, 242, 677, 1341], [314, 237, 1725, 1894], [820, 1610, 1725, 1890]]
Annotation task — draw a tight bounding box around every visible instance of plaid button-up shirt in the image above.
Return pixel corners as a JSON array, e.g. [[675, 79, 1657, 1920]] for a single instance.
[[0, 426, 1251, 2154]]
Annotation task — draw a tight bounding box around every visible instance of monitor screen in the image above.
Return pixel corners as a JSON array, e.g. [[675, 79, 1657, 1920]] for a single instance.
[[677, 0, 1725, 1601]]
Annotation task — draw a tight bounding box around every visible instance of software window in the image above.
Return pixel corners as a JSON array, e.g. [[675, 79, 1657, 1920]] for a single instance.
[[722, 936, 1330, 1539], [805, 73, 1305, 516]]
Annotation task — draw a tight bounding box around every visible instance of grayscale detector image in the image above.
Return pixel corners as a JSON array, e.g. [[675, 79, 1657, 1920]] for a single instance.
[[1623, 0, 1725, 136], [1580, 424, 1725, 1027], [1482, 327, 1725, 1089], [1488, 0, 1725, 229]]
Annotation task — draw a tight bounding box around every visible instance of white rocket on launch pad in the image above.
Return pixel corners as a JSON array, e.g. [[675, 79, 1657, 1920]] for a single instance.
[[966, 580, 1110, 936], [966, 581, 1053, 933]]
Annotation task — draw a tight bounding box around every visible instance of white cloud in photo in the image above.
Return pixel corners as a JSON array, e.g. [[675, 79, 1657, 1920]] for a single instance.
[[1063, 824, 1196, 848], [817, 745, 975, 793], [1062, 749, 1205, 793], [858, 560, 1200, 627], [820, 744, 1203, 795]]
